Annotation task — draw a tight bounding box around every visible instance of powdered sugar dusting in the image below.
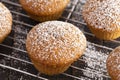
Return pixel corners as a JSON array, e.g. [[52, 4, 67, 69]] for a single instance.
[[0, 2, 12, 38], [82, 42, 109, 78], [82, 0, 120, 31], [26, 21, 86, 64], [107, 46, 120, 79], [26, 0, 52, 11], [21, 0, 69, 13]]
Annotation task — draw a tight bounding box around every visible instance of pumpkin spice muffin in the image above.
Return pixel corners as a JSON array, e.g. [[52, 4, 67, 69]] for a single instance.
[[19, 0, 70, 22], [0, 3, 12, 43], [82, 0, 120, 40], [106, 46, 120, 80], [26, 21, 86, 75]]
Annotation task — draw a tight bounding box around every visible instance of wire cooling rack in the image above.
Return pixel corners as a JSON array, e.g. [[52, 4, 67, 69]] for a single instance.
[[0, 0, 120, 80]]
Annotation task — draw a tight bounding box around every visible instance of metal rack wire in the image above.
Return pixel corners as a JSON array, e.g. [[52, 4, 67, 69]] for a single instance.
[[0, 0, 119, 80]]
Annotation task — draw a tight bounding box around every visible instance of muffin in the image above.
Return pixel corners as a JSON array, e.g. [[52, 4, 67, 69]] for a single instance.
[[82, 0, 120, 40], [19, 0, 70, 22], [26, 21, 86, 75], [106, 46, 120, 80], [0, 3, 12, 43]]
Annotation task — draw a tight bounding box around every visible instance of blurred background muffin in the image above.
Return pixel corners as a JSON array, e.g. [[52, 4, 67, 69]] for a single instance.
[[0, 2, 12, 43], [82, 0, 120, 40], [19, 0, 70, 22], [106, 46, 120, 80]]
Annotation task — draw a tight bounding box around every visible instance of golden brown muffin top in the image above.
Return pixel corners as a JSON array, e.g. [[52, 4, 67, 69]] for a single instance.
[[19, 0, 70, 16], [82, 0, 120, 32], [107, 46, 120, 80], [0, 3, 12, 39], [26, 21, 86, 66]]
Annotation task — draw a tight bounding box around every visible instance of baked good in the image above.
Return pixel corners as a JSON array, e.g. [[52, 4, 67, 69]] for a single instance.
[[82, 0, 120, 40], [19, 0, 70, 22], [0, 3, 12, 43], [106, 46, 120, 80], [26, 21, 86, 75]]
